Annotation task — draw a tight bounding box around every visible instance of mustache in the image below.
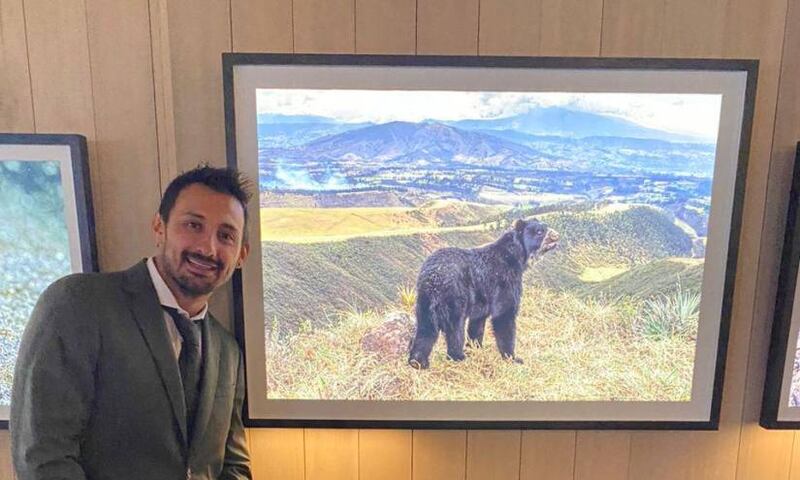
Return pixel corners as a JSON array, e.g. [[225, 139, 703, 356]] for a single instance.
[[182, 251, 223, 270]]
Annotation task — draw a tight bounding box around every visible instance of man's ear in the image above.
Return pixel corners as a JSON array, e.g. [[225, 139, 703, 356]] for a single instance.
[[512, 218, 527, 233], [152, 213, 165, 247], [236, 241, 250, 269]]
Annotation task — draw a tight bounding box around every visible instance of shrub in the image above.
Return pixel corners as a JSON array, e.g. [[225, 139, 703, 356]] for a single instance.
[[398, 285, 417, 313], [634, 286, 700, 339]]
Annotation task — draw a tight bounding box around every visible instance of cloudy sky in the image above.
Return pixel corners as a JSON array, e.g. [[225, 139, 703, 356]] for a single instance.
[[256, 89, 723, 141]]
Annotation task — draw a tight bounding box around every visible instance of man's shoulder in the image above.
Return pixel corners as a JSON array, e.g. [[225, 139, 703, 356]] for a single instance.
[[40, 262, 145, 306], [45, 269, 126, 297]]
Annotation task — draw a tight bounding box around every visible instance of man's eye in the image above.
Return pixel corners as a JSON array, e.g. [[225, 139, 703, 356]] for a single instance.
[[187, 221, 201, 230]]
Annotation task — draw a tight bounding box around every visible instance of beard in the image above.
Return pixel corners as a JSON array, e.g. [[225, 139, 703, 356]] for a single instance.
[[161, 250, 224, 297]]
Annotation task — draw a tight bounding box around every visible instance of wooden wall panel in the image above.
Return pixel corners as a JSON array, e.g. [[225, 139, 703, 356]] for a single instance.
[[0, 0, 33, 132], [478, 0, 541, 56], [147, 0, 178, 190], [519, 431, 575, 480], [792, 431, 800, 480], [232, 0, 293, 53], [355, 0, 416, 54], [600, 0, 664, 56], [250, 428, 305, 480], [293, 0, 355, 53], [0, 431, 13, 480], [540, 0, 602, 56], [466, 431, 521, 480], [417, 0, 479, 55], [662, 0, 727, 57], [22, 0, 95, 135], [162, 0, 230, 171], [359, 429, 412, 480], [629, 431, 743, 480], [413, 430, 467, 480], [574, 432, 630, 480], [305, 429, 359, 480], [23, 0, 100, 267], [85, 0, 161, 271]]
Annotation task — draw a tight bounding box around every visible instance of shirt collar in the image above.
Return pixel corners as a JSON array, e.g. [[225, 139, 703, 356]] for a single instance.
[[146, 257, 208, 321]]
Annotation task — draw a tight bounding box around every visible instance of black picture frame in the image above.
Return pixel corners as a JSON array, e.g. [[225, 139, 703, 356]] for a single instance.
[[224, 54, 758, 429], [761, 142, 800, 429], [0, 133, 98, 428]]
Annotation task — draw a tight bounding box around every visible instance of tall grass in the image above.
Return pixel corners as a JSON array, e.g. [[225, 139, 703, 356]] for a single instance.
[[633, 285, 700, 340], [265, 286, 696, 402]]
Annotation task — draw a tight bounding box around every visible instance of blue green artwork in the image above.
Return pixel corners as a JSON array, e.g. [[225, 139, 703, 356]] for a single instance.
[[0, 160, 71, 405]]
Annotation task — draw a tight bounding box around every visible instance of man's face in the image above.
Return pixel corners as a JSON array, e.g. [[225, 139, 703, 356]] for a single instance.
[[152, 183, 249, 299]]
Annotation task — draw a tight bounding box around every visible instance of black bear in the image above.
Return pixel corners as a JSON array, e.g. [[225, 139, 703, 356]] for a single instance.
[[408, 218, 559, 369]]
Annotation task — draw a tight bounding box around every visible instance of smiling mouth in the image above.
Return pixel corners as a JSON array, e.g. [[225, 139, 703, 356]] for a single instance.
[[184, 254, 219, 274]]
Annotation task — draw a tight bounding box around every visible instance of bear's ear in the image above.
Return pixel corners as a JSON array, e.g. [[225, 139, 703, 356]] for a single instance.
[[512, 219, 527, 233]]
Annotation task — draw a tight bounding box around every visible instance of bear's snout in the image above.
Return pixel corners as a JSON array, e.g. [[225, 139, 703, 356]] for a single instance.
[[541, 228, 560, 252]]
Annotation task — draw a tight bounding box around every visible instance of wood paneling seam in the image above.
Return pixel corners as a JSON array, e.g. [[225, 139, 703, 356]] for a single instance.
[[414, 0, 418, 54], [291, 0, 295, 53], [227, 0, 233, 53], [80, 0, 104, 266], [476, 0, 481, 55], [353, 0, 357, 53], [20, 0, 36, 132]]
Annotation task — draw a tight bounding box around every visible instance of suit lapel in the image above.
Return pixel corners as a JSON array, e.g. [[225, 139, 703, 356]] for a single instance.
[[122, 261, 188, 447], [189, 316, 220, 456]]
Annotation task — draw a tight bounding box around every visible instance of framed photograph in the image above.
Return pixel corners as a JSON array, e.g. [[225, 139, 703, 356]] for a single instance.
[[224, 54, 757, 429], [0, 133, 97, 427], [761, 142, 800, 429]]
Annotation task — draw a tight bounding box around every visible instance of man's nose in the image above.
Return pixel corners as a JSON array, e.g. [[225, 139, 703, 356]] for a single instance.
[[195, 231, 218, 257]]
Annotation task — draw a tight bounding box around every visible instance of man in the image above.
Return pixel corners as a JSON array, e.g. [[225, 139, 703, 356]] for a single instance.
[[10, 166, 252, 480]]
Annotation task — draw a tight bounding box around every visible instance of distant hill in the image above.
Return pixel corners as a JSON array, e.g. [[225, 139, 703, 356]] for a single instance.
[[292, 121, 546, 168], [259, 117, 716, 179], [447, 106, 711, 144]]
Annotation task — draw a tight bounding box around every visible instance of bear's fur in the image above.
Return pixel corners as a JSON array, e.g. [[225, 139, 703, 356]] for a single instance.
[[408, 218, 559, 369]]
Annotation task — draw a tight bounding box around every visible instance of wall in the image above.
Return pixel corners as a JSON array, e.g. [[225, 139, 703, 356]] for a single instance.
[[1, 0, 799, 478]]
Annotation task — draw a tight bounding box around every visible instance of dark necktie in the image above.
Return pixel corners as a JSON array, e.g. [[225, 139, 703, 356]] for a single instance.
[[163, 306, 202, 442]]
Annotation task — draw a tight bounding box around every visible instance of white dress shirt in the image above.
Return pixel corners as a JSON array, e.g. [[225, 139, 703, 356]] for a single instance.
[[146, 257, 207, 359]]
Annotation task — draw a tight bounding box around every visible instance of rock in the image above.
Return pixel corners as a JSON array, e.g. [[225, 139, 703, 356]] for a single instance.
[[360, 311, 415, 360]]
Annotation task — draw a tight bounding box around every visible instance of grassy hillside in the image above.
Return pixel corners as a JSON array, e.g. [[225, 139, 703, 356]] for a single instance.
[[262, 229, 497, 336], [262, 202, 699, 338], [260, 199, 509, 243]]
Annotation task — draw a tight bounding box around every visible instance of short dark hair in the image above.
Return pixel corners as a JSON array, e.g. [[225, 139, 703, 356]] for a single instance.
[[158, 165, 252, 240]]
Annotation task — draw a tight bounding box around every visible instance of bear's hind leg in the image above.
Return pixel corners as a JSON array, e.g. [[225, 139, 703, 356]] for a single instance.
[[444, 310, 467, 362], [445, 318, 467, 362], [409, 294, 439, 369]]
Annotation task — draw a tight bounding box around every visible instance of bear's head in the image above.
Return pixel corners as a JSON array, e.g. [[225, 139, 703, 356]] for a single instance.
[[513, 218, 560, 258]]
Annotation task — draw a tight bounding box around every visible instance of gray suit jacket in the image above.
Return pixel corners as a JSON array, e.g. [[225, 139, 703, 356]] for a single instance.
[[10, 261, 251, 480]]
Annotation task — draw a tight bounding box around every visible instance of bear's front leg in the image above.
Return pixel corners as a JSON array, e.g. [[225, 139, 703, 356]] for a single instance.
[[491, 308, 523, 364], [467, 316, 488, 347]]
